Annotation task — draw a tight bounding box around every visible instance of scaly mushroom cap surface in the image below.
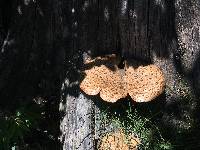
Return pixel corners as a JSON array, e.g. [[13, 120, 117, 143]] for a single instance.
[[125, 64, 165, 102], [80, 62, 127, 103], [98, 130, 140, 150], [80, 54, 165, 103], [100, 69, 127, 102], [80, 66, 105, 95]]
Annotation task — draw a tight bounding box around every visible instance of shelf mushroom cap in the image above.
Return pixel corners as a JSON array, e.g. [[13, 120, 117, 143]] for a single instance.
[[80, 62, 127, 103], [99, 69, 127, 103], [98, 129, 140, 150], [80, 66, 103, 95], [125, 64, 165, 102], [80, 54, 165, 103]]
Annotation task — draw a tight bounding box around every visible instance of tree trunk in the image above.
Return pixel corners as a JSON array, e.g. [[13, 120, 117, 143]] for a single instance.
[[0, 0, 200, 149], [59, 0, 200, 149]]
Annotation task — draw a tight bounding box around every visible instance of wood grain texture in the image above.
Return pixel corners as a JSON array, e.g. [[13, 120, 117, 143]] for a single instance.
[[0, 0, 199, 149], [60, 0, 200, 149]]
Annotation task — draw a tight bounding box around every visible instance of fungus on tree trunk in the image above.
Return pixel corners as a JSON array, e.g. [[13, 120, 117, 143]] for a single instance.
[[80, 54, 165, 103], [98, 129, 140, 150], [125, 64, 165, 102]]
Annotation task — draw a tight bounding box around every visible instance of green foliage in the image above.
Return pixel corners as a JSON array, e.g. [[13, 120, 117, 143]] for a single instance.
[[99, 103, 173, 150], [0, 104, 41, 150]]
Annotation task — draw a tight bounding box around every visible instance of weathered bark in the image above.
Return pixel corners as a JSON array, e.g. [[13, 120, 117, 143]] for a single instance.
[[175, 0, 200, 93], [0, 0, 64, 148], [0, 0, 200, 149], [0, 0, 64, 103], [174, 0, 200, 146], [60, 0, 200, 149]]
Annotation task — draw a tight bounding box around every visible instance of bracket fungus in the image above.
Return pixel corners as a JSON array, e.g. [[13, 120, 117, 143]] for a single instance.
[[98, 130, 140, 150], [80, 54, 165, 103]]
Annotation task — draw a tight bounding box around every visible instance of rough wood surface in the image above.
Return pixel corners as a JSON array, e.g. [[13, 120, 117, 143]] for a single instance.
[[59, 0, 200, 149], [0, 0, 200, 149]]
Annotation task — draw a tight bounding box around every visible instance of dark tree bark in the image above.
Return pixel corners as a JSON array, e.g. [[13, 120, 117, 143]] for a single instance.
[[0, 0, 200, 149], [60, 0, 200, 149], [0, 0, 64, 148]]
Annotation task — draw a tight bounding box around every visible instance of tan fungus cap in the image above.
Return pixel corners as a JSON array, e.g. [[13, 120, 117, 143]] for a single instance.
[[80, 54, 165, 103], [125, 64, 165, 102], [80, 65, 127, 103], [98, 130, 140, 150]]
